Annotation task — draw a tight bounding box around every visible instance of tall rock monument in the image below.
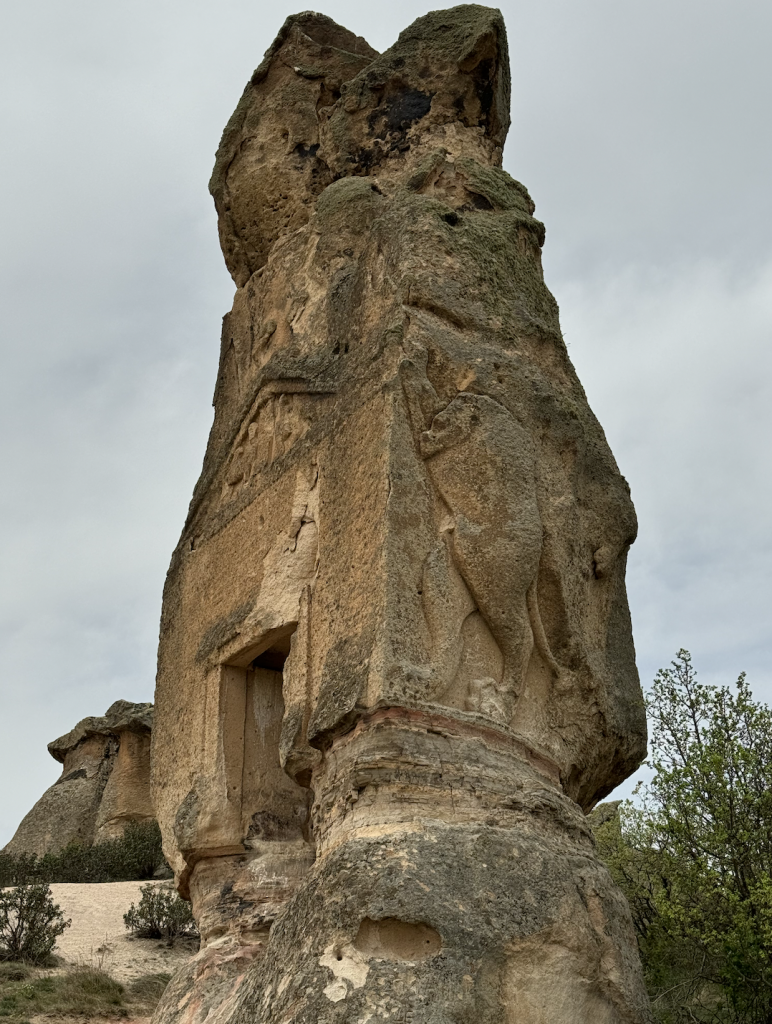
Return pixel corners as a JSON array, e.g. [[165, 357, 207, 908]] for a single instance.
[[152, 7, 650, 1023]]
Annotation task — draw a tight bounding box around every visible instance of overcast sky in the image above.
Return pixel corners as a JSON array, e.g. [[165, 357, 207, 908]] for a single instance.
[[1, 0, 770, 845]]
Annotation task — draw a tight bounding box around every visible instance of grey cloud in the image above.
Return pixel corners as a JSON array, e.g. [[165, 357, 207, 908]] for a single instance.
[[2, 0, 770, 840]]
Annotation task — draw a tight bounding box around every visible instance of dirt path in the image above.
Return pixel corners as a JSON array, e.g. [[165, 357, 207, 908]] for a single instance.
[[48, 882, 196, 985]]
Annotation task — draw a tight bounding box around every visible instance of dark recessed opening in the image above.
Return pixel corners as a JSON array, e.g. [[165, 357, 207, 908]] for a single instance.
[[251, 634, 292, 671]]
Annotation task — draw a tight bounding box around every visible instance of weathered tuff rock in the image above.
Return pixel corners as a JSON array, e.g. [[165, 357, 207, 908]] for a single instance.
[[152, 6, 650, 1023], [4, 701, 154, 856]]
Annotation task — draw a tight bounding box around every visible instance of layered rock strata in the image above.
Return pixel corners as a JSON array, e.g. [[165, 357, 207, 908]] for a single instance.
[[4, 700, 154, 856], [152, 6, 650, 1022]]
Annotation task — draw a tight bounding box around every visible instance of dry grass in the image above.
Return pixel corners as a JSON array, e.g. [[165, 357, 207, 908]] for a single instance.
[[125, 972, 171, 1011], [0, 961, 171, 1022]]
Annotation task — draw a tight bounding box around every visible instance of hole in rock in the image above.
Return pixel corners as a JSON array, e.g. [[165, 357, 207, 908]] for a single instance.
[[464, 192, 494, 212], [354, 918, 442, 961]]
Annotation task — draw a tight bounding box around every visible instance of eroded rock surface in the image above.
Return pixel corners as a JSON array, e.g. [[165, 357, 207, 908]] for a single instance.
[[152, 6, 650, 1022], [4, 700, 155, 856]]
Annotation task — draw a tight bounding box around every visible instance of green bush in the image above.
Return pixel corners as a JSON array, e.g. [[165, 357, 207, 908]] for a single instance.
[[594, 651, 772, 1023], [123, 884, 197, 943], [0, 821, 168, 886], [0, 884, 70, 964]]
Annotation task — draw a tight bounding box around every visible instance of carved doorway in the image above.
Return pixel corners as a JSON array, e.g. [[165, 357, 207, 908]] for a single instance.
[[238, 632, 311, 847]]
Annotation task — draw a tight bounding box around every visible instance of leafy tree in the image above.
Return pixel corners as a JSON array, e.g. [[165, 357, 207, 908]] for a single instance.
[[594, 651, 772, 1023], [0, 884, 70, 964]]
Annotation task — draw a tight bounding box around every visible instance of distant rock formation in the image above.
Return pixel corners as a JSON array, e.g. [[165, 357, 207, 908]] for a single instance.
[[4, 700, 154, 857]]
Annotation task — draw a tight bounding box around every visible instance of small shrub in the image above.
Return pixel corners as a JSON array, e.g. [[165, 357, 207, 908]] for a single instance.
[[0, 885, 70, 965], [123, 885, 197, 943]]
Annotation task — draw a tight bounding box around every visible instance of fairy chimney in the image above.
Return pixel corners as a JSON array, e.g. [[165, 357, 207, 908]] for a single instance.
[[151, 7, 650, 1023], [4, 700, 154, 856]]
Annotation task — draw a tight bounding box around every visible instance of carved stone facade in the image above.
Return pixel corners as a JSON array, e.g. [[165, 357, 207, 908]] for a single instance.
[[152, 7, 650, 1023], [4, 701, 154, 856]]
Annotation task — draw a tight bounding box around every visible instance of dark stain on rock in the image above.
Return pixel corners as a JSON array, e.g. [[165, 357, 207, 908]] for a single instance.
[[368, 88, 433, 136], [247, 810, 301, 841], [293, 142, 320, 160], [473, 57, 495, 125]]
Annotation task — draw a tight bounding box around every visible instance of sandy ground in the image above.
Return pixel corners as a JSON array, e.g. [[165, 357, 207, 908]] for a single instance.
[[48, 882, 197, 986]]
